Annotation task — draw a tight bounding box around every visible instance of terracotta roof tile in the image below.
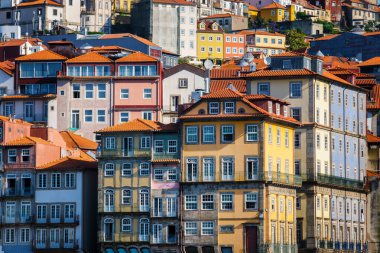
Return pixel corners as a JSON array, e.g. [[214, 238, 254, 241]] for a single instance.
[[60, 131, 98, 151], [367, 133, 380, 143], [47, 40, 74, 45], [368, 85, 380, 110], [260, 2, 286, 9], [364, 31, 380, 36], [17, 0, 62, 7], [238, 30, 286, 37], [115, 52, 158, 63], [322, 71, 353, 86], [244, 94, 289, 104], [97, 119, 176, 133], [0, 116, 33, 125], [0, 94, 56, 101], [271, 51, 321, 59], [248, 4, 259, 10], [153, 0, 196, 5], [246, 68, 316, 77], [37, 153, 97, 170], [210, 68, 242, 79], [0, 38, 41, 47], [66, 52, 112, 63], [202, 13, 240, 19], [367, 170, 380, 178], [357, 57, 380, 67], [197, 20, 224, 33], [2, 136, 53, 146], [210, 79, 246, 93], [202, 88, 244, 98], [356, 72, 374, 78], [152, 159, 180, 163], [16, 49, 67, 61], [313, 34, 341, 41], [355, 78, 376, 86], [0, 61, 15, 76]]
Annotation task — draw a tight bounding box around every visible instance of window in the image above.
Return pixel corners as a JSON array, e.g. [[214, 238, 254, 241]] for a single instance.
[[221, 125, 234, 142], [283, 60, 292, 69], [222, 157, 234, 180], [51, 173, 61, 188], [121, 218, 131, 232], [276, 128, 281, 145], [316, 84, 320, 99], [201, 222, 214, 235], [168, 140, 177, 153], [294, 160, 301, 175], [186, 126, 198, 143], [209, 102, 219, 114], [37, 174, 47, 188], [185, 222, 197, 235], [105, 137, 115, 149], [316, 134, 320, 149], [143, 89, 152, 99], [139, 163, 150, 176], [285, 130, 289, 147], [120, 112, 129, 122], [202, 195, 214, 210], [84, 110, 93, 122], [167, 169, 177, 181], [246, 124, 258, 141], [179, 78, 188, 88], [245, 193, 258, 209], [203, 157, 214, 181], [97, 110, 106, 123], [140, 136, 151, 149], [139, 190, 150, 212], [154, 169, 164, 181], [98, 84, 106, 98], [268, 126, 272, 143], [221, 193, 233, 210], [122, 163, 132, 176], [120, 89, 129, 99], [85, 84, 94, 98], [186, 158, 198, 182], [104, 163, 115, 176], [247, 157, 258, 180], [8, 149, 16, 163], [20, 228, 30, 243], [291, 108, 301, 121], [224, 102, 235, 114], [258, 83, 270, 95], [185, 195, 197, 210], [122, 189, 132, 205], [290, 82, 302, 98], [72, 84, 80, 98], [202, 125, 215, 143], [154, 140, 164, 153], [5, 228, 15, 243], [37, 205, 47, 220], [21, 149, 30, 162], [65, 173, 75, 188]]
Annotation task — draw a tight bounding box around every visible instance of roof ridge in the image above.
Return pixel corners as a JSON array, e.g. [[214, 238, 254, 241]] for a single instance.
[[136, 118, 159, 130]]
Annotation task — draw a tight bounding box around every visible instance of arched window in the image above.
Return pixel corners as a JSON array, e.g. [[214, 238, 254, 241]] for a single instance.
[[104, 189, 114, 212], [104, 163, 115, 176], [104, 218, 114, 242], [139, 218, 150, 241], [139, 189, 149, 212], [122, 189, 132, 205], [121, 218, 131, 232]]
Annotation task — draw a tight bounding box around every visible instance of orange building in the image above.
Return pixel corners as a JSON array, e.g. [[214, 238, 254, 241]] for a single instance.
[[223, 33, 245, 59]]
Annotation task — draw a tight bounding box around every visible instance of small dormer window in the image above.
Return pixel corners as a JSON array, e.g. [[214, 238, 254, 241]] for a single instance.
[[209, 102, 220, 114], [283, 60, 292, 69], [200, 23, 205, 30], [224, 102, 235, 114], [268, 101, 273, 113], [212, 23, 218, 30], [284, 106, 288, 117], [276, 103, 280, 115]]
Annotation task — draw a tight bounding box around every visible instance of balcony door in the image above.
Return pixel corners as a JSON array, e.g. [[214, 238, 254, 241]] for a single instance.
[[245, 226, 258, 253]]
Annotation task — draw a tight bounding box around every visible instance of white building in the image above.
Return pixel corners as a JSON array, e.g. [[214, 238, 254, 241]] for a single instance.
[[0, 25, 21, 39], [152, 0, 197, 58], [162, 63, 205, 123], [81, 0, 112, 33], [0, 61, 14, 96]]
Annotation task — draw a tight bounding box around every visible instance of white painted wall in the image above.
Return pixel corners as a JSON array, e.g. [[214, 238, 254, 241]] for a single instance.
[[0, 25, 21, 39], [0, 70, 14, 95]]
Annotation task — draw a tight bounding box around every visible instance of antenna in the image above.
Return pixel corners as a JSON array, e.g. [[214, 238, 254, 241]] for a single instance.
[[249, 62, 257, 72], [264, 56, 271, 65]]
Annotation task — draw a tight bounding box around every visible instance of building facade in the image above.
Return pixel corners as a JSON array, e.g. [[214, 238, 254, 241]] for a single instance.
[[197, 21, 224, 62]]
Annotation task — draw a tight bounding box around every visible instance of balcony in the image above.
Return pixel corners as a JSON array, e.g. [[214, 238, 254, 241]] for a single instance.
[[183, 171, 302, 186], [260, 244, 297, 253], [308, 173, 365, 190], [139, 235, 149, 242], [2, 187, 34, 197], [101, 149, 151, 158]]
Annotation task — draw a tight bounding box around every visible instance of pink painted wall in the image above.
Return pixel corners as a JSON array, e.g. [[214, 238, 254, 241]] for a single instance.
[[114, 80, 159, 106], [35, 143, 61, 167], [113, 111, 161, 123], [2, 120, 31, 143]]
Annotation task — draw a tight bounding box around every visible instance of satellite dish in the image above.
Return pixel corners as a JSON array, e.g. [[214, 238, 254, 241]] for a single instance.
[[243, 52, 254, 63], [204, 59, 214, 70], [249, 62, 257, 72], [238, 59, 248, 67], [264, 56, 271, 65]]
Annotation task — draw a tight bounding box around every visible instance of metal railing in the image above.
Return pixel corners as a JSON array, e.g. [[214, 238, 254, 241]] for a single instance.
[[184, 171, 302, 186], [317, 240, 367, 251], [313, 173, 364, 189], [258, 244, 297, 253]]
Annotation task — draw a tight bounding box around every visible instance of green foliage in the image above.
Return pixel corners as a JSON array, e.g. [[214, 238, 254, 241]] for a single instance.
[[296, 12, 310, 21], [252, 16, 268, 29], [286, 29, 309, 51], [364, 21, 377, 32], [315, 19, 336, 34], [178, 57, 190, 65]]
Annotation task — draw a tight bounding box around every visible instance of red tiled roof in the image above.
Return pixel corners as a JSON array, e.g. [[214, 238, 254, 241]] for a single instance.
[[356, 72, 374, 78], [210, 68, 242, 79], [97, 119, 177, 133], [357, 57, 380, 67], [367, 170, 380, 178], [271, 51, 321, 59], [198, 20, 224, 33], [0, 94, 56, 100], [322, 70, 353, 86], [0, 61, 15, 76], [260, 2, 286, 9], [37, 153, 97, 170], [363, 31, 380, 36], [181, 88, 300, 125], [244, 94, 289, 104], [66, 52, 112, 63], [2, 136, 53, 146], [210, 79, 246, 93], [368, 84, 380, 110], [17, 0, 62, 6], [116, 51, 158, 63], [248, 4, 259, 11], [0, 38, 41, 47], [367, 133, 380, 143], [15, 50, 67, 61], [0, 116, 33, 125], [238, 30, 286, 37], [47, 40, 73, 45], [313, 34, 341, 41], [202, 13, 240, 19], [60, 131, 98, 151], [152, 159, 180, 163], [153, 0, 196, 5], [355, 78, 376, 86]]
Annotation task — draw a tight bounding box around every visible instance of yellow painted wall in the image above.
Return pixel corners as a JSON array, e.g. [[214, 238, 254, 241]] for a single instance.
[[287, 5, 296, 21], [249, 9, 259, 19], [197, 32, 224, 60], [260, 8, 285, 22], [113, 0, 132, 13], [254, 34, 286, 50]]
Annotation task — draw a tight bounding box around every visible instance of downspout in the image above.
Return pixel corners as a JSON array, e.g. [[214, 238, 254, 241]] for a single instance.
[[110, 77, 114, 126]]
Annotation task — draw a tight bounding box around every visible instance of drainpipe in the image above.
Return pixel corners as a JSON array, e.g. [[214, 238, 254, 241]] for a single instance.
[[110, 77, 114, 126]]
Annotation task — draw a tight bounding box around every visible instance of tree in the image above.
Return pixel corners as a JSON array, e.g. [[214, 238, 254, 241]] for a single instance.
[[296, 12, 310, 21], [286, 29, 309, 51], [315, 19, 336, 34], [178, 57, 190, 65], [364, 21, 377, 32], [252, 16, 268, 29]]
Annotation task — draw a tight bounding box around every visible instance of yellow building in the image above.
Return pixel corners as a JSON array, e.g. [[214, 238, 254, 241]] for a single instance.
[[197, 20, 224, 62], [260, 2, 286, 22], [113, 0, 132, 13], [286, 4, 297, 21], [239, 30, 286, 55], [248, 4, 259, 19], [179, 88, 301, 253]]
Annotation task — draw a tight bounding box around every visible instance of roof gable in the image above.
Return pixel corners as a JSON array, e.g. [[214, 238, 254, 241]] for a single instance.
[[66, 52, 112, 63], [15, 49, 67, 61], [163, 63, 205, 78], [116, 52, 158, 63]]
